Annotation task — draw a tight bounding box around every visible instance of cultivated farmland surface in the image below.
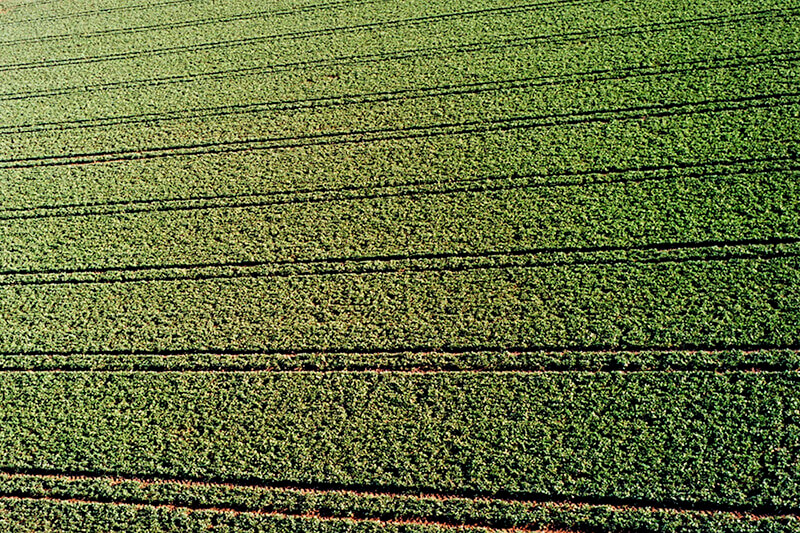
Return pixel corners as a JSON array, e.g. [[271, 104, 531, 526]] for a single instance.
[[0, 0, 799, 530]]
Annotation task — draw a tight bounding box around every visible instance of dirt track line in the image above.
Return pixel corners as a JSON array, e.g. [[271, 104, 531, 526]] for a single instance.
[[2, 344, 799, 359], [0, 155, 794, 221], [0, 368, 798, 374], [2, 9, 793, 102], [2, 0, 198, 24], [4, 236, 797, 278], [2, 91, 797, 170], [0, 163, 796, 223], [0, 494, 571, 532], [0, 471, 795, 521], [0, 0, 377, 43], [3, 50, 797, 136], [1, 237, 798, 287], [0, 0, 585, 71], [0, 6, 792, 75], [0, 0, 588, 46]]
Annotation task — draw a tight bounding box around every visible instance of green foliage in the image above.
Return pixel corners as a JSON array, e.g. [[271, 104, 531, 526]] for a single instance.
[[0, 474, 798, 532], [0, 372, 797, 507], [0, 0, 797, 529], [0, 247, 798, 354]]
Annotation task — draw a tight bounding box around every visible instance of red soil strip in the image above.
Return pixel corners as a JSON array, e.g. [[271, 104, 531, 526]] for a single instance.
[[0, 471, 795, 521], [0, 494, 571, 533]]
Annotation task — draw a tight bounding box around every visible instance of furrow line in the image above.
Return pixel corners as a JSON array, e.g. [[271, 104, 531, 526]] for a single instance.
[[0, 154, 789, 213], [2, 238, 798, 287], [2, 9, 793, 101], [4, 237, 798, 276], [2, 344, 800, 359], [0, 0, 588, 71], [0, 367, 799, 373], [0, 7, 791, 73], [1, 92, 797, 170], [2, 0, 199, 24], [0, 494, 560, 533], [3, 50, 798, 135], [0, 0, 584, 46], [0, 470, 797, 519], [4, 249, 798, 286], [1, 159, 798, 222]]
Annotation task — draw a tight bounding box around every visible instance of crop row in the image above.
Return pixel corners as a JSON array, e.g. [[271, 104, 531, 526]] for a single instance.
[[0, 372, 797, 509], [0, 246, 797, 354], [5, 0, 796, 63], [4, 238, 797, 283], [0, 0, 786, 29], [3, 15, 796, 112], [0, 348, 798, 372], [0, 473, 796, 532], [0, 104, 796, 215], [0, 0, 386, 44], [1, 0, 566, 58], [1, 0, 796, 95], [0, 0, 356, 30], [0, 163, 797, 273], [0, 154, 792, 216], [0, 0, 600, 74], [3, 51, 797, 136], [5, 95, 799, 169], [4, 498, 794, 533], [1, 59, 796, 160]]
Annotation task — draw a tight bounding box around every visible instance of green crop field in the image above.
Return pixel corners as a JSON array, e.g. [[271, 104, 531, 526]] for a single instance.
[[0, 0, 798, 530]]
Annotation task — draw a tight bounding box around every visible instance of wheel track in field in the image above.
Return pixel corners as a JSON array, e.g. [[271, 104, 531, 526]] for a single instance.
[[0, 0, 596, 71], [1, 362, 799, 373], [1, 345, 799, 372], [1, 8, 794, 101], [0, 0, 379, 44], [0, 156, 796, 221], [1, 237, 798, 287], [0, 495, 566, 533], [2, 50, 797, 135], [0, 0, 576, 46], [0, 469, 796, 522], [0, 7, 792, 74], [1, 0, 200, 24], [1, 92, 798, 169]]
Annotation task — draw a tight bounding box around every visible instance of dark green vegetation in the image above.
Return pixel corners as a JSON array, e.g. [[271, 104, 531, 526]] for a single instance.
[[0, 470, 797, 533], [0, 373, 798, 532], [0, 0, 798, 529]]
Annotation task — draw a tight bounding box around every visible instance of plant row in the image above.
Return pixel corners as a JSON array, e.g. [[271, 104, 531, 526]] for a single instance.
[[0, 473, 796, 532], [0, 372, 796, 508], [0, 247, 797, 353]]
